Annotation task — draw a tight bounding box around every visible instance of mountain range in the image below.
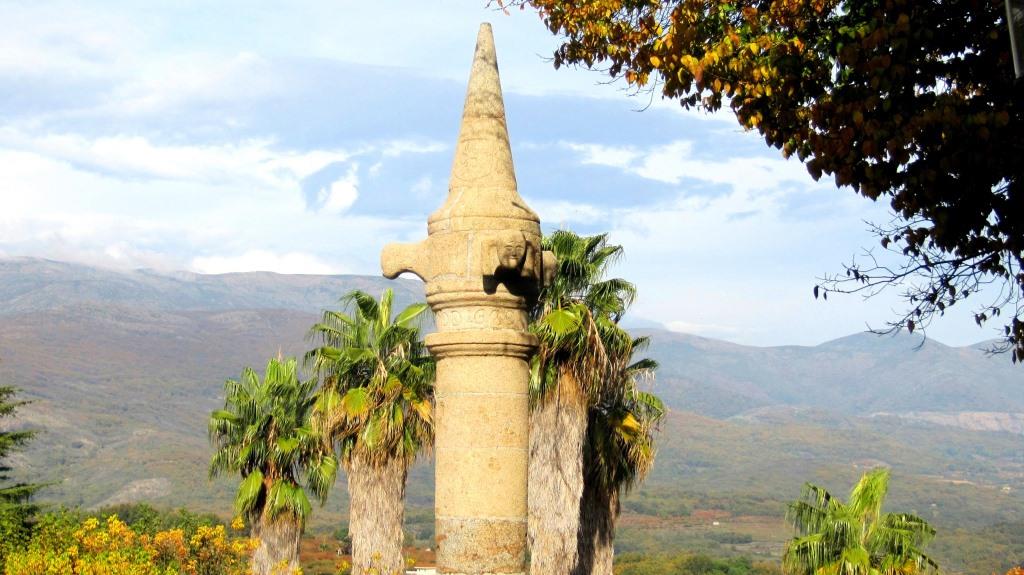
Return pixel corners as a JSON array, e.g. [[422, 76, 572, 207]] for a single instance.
[[644, 327, 1023, 420], [0, 258, 1020, 573]]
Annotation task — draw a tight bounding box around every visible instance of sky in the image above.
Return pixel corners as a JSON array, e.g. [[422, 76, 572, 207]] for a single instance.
[[0, 1, 997, 347]]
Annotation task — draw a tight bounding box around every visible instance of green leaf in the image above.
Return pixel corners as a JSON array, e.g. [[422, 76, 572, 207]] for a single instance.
[[277, 437, 299, 453], [295, 488, 313, 519], [267, 480, 287, 516], [544, 308, 580, 335], [394, 303, 428, 327], [210, 409, 236, 422], [362, 415, 382, 448], [315, 388, 343, 416], [307, 454, 339, 502], [235, 469, 264, 515], [341, 388, 370, 417], [342, 347, 376, 365], [383, 374, 402, 396]]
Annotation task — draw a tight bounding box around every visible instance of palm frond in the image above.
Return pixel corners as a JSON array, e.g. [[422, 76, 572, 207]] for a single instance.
[[849, 467, 889, 522], [783, 470, 938, 575], [208, 356, 328, 527], [306, 289, 435, 468]]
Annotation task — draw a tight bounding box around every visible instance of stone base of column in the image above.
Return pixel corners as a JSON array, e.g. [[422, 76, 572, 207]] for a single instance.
[[436, 516, 527, 574]]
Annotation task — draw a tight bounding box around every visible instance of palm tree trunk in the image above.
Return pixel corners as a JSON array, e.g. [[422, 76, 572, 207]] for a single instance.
[[575, 483, 618, 575], [251, 512, 302, 575], [529, 376, 587, 575], [348, 452, 407, 575]]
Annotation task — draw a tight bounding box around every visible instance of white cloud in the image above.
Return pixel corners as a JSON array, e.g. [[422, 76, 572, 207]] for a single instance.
[[0, 3, 142, 79], [560, 142, 640, 169], [381, 139, 447, 157], [664, 319, 752, 339], [321, 164, 360, 214], [563, 138, 816, 194], [634, 141, 811, 192], [191, 250, 345, 275], [0, 128, 351, 189], [110, 51, 282, 116], [411, 175, 433, 197], [0, 142, 421, 277], [525, 198, 605, 225], [0, 208, 190, 273]]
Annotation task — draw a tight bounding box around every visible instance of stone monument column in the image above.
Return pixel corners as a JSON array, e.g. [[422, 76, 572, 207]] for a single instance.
[[381, 23, 554, 575]]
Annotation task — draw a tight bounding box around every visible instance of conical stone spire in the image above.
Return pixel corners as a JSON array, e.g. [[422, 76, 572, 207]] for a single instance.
[[429, 23, 538, 232]]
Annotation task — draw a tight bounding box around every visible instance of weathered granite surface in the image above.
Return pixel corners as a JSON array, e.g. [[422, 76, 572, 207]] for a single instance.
[[381, 22, 553, 575]]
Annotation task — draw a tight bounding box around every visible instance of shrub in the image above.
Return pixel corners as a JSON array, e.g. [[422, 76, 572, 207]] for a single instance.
[[91, 503, 223, 539], [0, 505, 35, 565], [4, 512, 257, 575]]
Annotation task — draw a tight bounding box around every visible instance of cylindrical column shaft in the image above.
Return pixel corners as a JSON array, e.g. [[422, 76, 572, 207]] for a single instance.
[[432, 351, 530, 573]]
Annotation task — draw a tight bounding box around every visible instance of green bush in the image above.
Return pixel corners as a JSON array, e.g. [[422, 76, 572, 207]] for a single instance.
[[0, 505, 35, 566], [90, 502, 223, 538], [615, 552, 777, 575], [706, 531, 754, 545]]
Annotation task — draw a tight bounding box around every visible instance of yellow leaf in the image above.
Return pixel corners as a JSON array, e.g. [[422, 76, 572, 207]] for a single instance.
[[618, 413, 641, 435], [650, 55, 662, 67]]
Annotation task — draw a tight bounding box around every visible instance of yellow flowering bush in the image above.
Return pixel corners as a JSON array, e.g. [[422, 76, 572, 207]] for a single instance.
[[270, 559, 303, 575], [4, 513, 257, 575], [230, 516, 246, 532]]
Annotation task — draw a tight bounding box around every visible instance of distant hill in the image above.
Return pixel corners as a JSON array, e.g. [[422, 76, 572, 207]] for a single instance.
[[0, 257, 424, 315], [0, 258, 1021, 574], [4, 257, 1019, 424], [643, 329, 1024, 419]]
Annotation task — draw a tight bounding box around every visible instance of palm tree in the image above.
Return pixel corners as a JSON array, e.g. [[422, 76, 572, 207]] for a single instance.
[[576, 338, 664, 575], [783, 468, 939, 575], [209, 357, 334, 575], [528, 230, 637, 575], [305, 288, 433, 575]]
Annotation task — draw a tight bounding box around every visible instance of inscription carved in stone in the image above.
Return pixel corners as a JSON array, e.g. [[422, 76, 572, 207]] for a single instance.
[[436, 307, 527, 331]]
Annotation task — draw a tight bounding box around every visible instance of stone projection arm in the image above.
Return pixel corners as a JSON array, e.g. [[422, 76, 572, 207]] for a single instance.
[[381, 240, 430, 281]]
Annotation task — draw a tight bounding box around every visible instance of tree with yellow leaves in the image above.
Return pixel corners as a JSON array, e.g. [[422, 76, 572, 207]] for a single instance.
[[507, 0, 1024, 361]]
